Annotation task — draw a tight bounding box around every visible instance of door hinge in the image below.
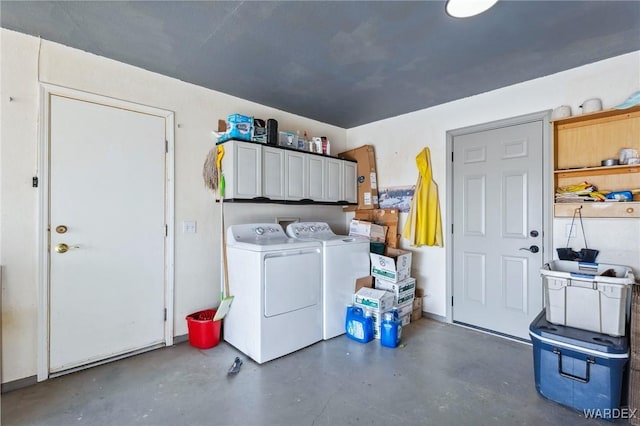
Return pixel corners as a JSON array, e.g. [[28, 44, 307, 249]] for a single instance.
[[451, 296, 454, 307], [32, 176, 38, 188], [164, 308, 167, 321], [165, 224, 168, 236], [165, 140, 168, 153], [451, 151, 454, 162], [451, 223, 453, 234]]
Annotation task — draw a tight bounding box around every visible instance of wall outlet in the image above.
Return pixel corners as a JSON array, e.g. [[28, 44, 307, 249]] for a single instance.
[[183, 221, 197, 234], [565, 224, 576, 238]]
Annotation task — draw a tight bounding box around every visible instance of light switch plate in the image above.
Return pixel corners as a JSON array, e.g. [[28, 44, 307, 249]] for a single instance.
[[183, 221, 197, 234]]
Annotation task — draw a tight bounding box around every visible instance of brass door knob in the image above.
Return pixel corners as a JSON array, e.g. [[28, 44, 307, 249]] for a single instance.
[[54, 243, 79, 253], [55, 243, 69, 253]]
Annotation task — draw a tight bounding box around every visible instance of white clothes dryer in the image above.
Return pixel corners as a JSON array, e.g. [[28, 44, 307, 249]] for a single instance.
[[224, 223, 322, 364], [286, 222, 370, 340]]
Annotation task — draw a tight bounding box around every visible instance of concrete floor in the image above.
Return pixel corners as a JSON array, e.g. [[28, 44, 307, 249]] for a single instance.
[[2, 318, 618, 425]]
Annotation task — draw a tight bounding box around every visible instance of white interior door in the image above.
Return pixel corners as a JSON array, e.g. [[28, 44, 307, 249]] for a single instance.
[[49, 95, 167, 373], [452, 120, 544, 340]]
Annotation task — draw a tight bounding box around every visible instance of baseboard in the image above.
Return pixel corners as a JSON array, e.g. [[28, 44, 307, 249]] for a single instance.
[[421, 311, 447, 322], [2, 375, 37, 393], [173, 334, 188, 344]]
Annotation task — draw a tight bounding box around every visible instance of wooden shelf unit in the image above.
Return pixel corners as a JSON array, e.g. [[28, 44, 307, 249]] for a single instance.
[[553, 105, 640, 216]]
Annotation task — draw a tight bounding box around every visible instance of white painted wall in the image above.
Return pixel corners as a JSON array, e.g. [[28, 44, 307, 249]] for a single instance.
[[0, 29, 348, 383], [346, 51, 640, 317]]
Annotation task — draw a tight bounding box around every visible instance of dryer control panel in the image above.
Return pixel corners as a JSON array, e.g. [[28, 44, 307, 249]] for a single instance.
[[228, 223, 287, 243]]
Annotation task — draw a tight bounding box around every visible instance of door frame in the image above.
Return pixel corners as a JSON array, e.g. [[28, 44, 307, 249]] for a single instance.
[[37, 84, 175, 381], [445, 110, 553, 325]]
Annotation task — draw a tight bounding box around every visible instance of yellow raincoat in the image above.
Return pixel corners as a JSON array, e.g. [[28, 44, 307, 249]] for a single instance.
[[402, 147, 443, 247]]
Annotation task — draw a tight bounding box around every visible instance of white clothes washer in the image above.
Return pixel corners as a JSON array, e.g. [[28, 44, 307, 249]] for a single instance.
[[224, 223, 322, 364], [286, 222, 370, 340]]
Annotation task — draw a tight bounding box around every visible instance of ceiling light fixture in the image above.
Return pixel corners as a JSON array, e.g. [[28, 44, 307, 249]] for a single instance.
[[445, 0, 499, 18]]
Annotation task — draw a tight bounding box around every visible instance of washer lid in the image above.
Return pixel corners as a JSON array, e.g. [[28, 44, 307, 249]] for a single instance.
[[226, 223, 321, 251]]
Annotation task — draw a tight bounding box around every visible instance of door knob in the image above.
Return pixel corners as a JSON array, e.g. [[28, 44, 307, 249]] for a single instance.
[[54, 243, 79, 253], [519, 245, 539, 254]]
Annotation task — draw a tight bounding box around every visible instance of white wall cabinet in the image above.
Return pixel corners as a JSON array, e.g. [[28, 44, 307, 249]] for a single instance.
[[222, 140, 262, 199], [325, 157, 343, 202], [307, 155, 325, 202], [262, 146, 285, 200], [219, 140, 356, 205], [285, 150, 307, 200]]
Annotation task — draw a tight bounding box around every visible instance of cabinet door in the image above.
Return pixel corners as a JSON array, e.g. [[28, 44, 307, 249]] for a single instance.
[[226, 141, 262, 199], [262, 146, 285, 200], [325, 157, 344, 202], [285, 151, 307, 200], [307, 155, 325, 202], [343, 161, 357, 204]]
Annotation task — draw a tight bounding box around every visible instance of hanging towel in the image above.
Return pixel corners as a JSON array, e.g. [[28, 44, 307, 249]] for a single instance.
[[402, 147, 443, 247]]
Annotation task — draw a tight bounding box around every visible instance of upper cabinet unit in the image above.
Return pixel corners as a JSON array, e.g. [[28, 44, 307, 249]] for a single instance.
[[553, 106, 640, 218], [221, 140, 262, 199], [217, 140, 357, 206]]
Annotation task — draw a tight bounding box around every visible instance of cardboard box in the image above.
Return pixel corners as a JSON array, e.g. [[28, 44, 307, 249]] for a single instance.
[[354, 209, 399, 248], [354, 276, 374, 293], [353, 287, 394, 312], [365, 309, 385, 339], [338, 145, 379, 211], [370, 248, 412, 283], [401, 313, 411, 326], [412, 296, 422, 311], [396, 300, 414, 317], [415, 288, 424, 298], [375, 277, 416, 297], [349, 220, 387, 243], [411, 308, 422, 322], [397, 290, 415, 306]]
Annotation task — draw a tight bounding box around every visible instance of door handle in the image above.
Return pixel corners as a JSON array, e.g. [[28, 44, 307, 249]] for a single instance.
[[519, 245, 539, 254], [55, 243, 80, 253]]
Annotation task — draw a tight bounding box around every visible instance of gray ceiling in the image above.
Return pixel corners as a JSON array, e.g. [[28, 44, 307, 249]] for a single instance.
[[2, 1, 639, 128]]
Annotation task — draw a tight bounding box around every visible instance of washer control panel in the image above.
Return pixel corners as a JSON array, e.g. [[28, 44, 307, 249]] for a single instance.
[[286, 222, 335, 239]]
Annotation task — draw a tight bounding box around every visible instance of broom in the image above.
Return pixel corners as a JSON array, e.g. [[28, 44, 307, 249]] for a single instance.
[[203, 145, 233, 321]]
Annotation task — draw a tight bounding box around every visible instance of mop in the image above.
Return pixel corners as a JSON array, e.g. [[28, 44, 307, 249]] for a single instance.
[[202, 145, 233, 321]]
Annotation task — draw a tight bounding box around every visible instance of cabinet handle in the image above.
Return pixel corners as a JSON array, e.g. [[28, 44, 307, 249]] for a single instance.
[[627, 207, 634, 214]]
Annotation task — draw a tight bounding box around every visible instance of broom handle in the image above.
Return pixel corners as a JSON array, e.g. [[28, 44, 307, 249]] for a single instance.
[[221, 196, 231, 297]]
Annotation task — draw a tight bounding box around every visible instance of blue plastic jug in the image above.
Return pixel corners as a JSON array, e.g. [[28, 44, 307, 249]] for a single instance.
[[380, 311, 402, 348], [345, 305, 373, 343]]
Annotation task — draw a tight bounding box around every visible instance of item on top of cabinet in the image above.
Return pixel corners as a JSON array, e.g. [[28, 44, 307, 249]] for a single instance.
[[217, 113, 253, 143], [579, 98, 602, 114], [252, 118, 266, 143], [266, 119, 278, 145], [552, 105, 572, 119], [278, 131, 297, 147]]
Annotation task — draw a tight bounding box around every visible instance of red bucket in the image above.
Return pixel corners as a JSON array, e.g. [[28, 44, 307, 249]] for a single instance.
[[186, 309, 221, 349]]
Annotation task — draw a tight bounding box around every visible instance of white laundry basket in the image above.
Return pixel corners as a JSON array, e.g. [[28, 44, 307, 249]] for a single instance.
[[540, 260, 636, 336]]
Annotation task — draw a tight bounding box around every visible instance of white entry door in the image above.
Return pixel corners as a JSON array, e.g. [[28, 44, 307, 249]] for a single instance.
[[49, 94, 167, 373], [452, 119, 544, 340]]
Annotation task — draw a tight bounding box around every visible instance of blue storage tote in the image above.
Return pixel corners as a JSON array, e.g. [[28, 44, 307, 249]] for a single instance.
[[529, 310, 629, 419]]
